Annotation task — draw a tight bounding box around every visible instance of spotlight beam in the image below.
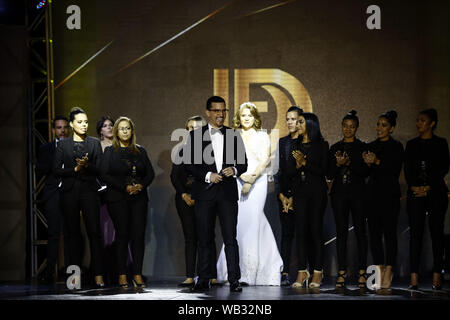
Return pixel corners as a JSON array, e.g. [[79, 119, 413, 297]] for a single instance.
[[112, 0, 235, 76], [242, 0, 295, 18], [55, 40, 114, 90]]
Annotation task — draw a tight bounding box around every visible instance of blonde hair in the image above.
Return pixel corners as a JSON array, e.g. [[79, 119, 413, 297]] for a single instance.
[[232, 102, 262, 130], [112, 116, 140, 154]]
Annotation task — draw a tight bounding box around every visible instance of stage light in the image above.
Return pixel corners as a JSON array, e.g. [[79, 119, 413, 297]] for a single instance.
[[36, 0, 46, 10]]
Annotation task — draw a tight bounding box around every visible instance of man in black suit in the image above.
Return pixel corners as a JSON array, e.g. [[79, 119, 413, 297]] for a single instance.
[[186, 96, 247, 292], [273, 106, 303, 286], [36, 116, 70, 283]]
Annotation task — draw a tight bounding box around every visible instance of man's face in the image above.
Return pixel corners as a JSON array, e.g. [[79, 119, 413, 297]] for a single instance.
[[53, 119, 69, 139], [205, 102, 226, 128], [286, 111, 299, 133]]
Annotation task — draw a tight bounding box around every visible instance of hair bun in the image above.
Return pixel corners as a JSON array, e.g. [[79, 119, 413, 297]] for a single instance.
[[387, 110, 398, 120], [70, 107, 85, 113], [348, 110, 357, 116]]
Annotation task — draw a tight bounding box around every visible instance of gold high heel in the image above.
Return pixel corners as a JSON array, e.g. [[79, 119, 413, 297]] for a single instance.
[[95, 275, 105, 288], [309, 270, 323, 288], [118, 274, 128, 289], [381, 266, 393, 289], [132, 275, 146, 288], [292, 270, 310, 288]]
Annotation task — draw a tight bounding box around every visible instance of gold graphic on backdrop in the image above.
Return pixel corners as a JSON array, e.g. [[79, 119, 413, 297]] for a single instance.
[[214, 68, 312, 151]]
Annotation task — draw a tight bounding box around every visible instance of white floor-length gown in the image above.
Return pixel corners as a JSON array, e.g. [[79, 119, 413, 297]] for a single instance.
[[216, 130, 283, 285]]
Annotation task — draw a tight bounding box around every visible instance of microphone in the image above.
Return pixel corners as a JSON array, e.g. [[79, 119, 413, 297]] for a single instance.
[[206, 171, 223, 190]]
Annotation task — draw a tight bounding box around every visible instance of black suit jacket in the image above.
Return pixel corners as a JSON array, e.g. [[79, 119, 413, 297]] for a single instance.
[[36, 140, 60, 202], [273, 135, 298, 198], [185, 125, 248, 201], [53, 135, 103, 193], [100, 145, 155, 203]]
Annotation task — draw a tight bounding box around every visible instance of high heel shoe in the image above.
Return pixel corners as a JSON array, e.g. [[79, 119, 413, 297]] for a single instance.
[[132, 275, 146, 288], [335, 270, 347, 288], [432, 272, 442, 291], [178, 277, 195, 287], [309, 270, 323, 288], [408, 273, 418, 290], [95, 275, 105, 288], [381, 266, 393, 289], [118, 274, 129, 289], [291, 270, 310, 288], [358, 270, 368, 288]]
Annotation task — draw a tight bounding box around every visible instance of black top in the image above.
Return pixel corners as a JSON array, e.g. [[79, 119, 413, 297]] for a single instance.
[[366, 137, 404, 197], [100, 145, 155, 203], [53, 136, 102, 192], [287, 139, 329, 193], [404, 135, 449, 194], [170, 146, 195, 195], [328, 138, 369, 196], [274, 135, 299, 197]]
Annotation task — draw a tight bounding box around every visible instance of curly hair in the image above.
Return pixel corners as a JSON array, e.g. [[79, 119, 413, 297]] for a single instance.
[[232, 102, 262, 130]]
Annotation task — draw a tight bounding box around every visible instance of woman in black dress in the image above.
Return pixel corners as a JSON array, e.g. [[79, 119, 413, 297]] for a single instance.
[[328, 110, 369, 288], [290, 112, 329, 288], [363, 110, 404, 291], [53, 107, 105, 287], [100, 116, 155, 288], [404, 108, 449, 290]]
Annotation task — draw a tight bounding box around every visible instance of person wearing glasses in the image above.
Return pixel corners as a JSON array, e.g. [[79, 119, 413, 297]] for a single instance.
[[100, 116, 155, 288], [186, 96, 248, 293]]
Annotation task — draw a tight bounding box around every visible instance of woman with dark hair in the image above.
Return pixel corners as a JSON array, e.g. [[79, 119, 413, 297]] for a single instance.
[[97, 116, 114, 152], [404, 108, 449, 290], [289, 112, 329, 288], [363, 110, 404, 291], [100, 116, 155, 288], [328, 110, 369, 288], [53, 107, 105, 287], [170, 115, 217, 287]]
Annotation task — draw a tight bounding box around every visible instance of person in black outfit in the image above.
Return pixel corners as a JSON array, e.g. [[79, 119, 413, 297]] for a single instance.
[[290, 112, 329, 288], [53, 107, 105, 287], [328, 110, 369, 288], [274, 106, 303, 286], [404, 108, 449, 290], [363, 110, 404, 291], [36, 116, 70, 282], [170, 115, 219, 287], [100, 116, 155, 289], [186, 96, 248, 293]]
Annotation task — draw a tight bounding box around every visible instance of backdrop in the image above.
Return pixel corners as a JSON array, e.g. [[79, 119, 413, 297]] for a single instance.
[[49, 0, 450, 280]]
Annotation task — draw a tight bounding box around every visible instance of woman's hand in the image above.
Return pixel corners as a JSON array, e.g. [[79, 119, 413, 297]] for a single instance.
[[75, 153, 89, 171], [240, 173, 257, 184], [182, 193, 195, 206], [411, 185, 431, 197], [292, 150, 306, 169], [362, 151, 377, 165], [126, 184, 142, 195], [241, 182, 252, 195], [335, 151, 350, 167]]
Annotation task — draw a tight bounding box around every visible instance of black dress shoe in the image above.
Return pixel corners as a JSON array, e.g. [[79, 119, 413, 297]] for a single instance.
[[230, 281, 242, 292], [190, 280, 210, 292], [280, 274, 291, 286]]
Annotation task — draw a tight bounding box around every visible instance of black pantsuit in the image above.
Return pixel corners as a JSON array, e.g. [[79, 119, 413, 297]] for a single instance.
[[288, 139, 329, 271], [53, 136, 104, 276], [100, 145, 155, 276], [404, 135, 450, 273], [328, 139, 369, 271], [366, 137, 404, 267]]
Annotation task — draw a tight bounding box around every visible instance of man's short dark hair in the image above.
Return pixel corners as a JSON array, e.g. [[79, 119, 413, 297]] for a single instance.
[[206, 96, 226, 110], [286, 106, 303, 116], [52, 115, 69, 128]]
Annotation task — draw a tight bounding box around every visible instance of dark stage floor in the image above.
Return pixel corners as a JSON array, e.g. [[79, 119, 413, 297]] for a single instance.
[[1, 278, 449, 301]]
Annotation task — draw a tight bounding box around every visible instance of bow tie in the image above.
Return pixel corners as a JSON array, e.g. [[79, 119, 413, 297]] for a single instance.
[[211, 127, 226, 135]]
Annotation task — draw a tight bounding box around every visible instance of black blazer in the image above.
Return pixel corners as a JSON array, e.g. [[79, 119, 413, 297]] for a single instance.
[[404, 135, 449, 195], [53, 135, 103, 193], [327, 138, 369, 196], [185, 125, 248, 201], [100, 145, 155, 203], [273, 135, 298, 198], [366, 137, 404, 197], [36, 140, 60, 202], [170, 146, 194, 195]]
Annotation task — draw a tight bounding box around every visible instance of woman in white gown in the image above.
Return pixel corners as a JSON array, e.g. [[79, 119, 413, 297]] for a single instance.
[[216, 102, 283, 286]]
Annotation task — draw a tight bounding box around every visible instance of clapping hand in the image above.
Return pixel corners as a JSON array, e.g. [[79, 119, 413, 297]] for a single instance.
[[292, 150, 306, 169], [411, 186, 430, 198], [279, 193, 294, 213], [335, 151, 350, 167], [75, 153, 89, 172], [362, 151, 378, 165]]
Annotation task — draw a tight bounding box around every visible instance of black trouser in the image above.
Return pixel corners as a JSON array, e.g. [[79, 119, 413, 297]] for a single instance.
[[107, 195, 148, 275], [331, 193, 368, 271], [293, 187, 328, 271], [43, 190, 68, 274], [367, 194, 400, 267], [407, 191, 448, 273], [61, 181, 104, 276], [195, 187, 240, 282], [278, 200, 296, 274]]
